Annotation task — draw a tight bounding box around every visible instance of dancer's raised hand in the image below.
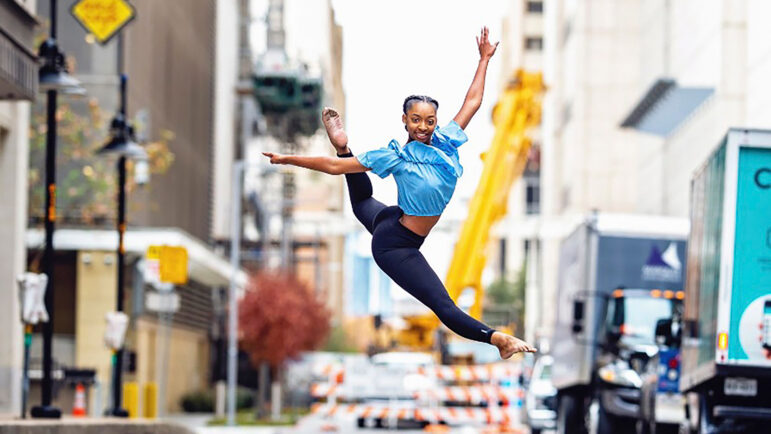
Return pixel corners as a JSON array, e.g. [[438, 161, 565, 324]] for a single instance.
[[455, 27, 498, 129], [476, 26, 499, 60]]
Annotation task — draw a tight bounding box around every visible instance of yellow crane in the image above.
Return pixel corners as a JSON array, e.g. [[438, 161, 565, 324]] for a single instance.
[[397, 69, 546, 349]]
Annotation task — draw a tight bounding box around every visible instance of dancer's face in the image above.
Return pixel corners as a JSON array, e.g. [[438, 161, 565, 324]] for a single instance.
[[402, 102, 437, 144]]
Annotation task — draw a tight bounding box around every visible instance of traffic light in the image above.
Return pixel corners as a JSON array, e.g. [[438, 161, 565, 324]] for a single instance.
[[295, 76, 322, 135], [254, 72, 321, 111], [253, 71, 322, 136], [253, 71, 300, 113]]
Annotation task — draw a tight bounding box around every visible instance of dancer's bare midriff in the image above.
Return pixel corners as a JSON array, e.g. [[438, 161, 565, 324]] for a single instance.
[[399, 214, 439, 237]]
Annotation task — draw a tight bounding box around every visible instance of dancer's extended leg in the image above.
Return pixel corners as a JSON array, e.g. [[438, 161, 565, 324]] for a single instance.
[[373, 246, 495, 343], [371, 217, 536, 358], [338, 155, 387, 234], [322, 107, 386, 233]]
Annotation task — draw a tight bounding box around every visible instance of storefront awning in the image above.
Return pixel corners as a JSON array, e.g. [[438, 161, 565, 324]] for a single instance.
[[26, 227, 248, 288]]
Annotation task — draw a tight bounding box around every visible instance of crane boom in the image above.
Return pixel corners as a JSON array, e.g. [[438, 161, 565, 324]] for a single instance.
[[445, 69, 545, 318]]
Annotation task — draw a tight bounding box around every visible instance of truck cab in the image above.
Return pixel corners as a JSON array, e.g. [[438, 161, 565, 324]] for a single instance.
[[550, 213, 689, 434]]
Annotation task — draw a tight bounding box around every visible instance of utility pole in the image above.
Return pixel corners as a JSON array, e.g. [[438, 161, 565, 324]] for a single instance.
[[280, 136, 296, 271], [225, 0, 260, 425]]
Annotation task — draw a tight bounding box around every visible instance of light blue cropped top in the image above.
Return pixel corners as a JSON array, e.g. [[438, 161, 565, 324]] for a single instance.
[[356, 121, 468, 216]]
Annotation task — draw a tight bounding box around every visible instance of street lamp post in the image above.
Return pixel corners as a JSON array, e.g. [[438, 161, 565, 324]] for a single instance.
[[225, 161, 278, 426], [98, 74, 146, 417], [32, 0, 85, 419]]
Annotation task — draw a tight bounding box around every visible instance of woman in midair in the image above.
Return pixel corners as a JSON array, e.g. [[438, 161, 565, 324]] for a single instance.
[[262, 27, 535, 358]]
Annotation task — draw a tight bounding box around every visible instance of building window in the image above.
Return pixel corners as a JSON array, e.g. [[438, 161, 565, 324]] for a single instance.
[[526, 1, 544, 14], [562, 18, 574, 48], [524, 239, 531, 258], [524, 36, 543, 51], [560, 186, 571, 211], [499, 238, 507, 275], [525, 174, 540, 215], [561, 101, 573, 127]]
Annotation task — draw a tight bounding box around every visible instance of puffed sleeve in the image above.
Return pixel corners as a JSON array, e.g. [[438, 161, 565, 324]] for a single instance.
[[431, 120, 468, 148], [356, 141, 403, 178]]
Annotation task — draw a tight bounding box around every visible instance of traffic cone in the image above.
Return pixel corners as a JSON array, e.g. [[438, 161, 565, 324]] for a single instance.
[[72, 383, 87, 417]]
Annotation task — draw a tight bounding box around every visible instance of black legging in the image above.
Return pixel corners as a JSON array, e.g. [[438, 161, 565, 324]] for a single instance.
[[338, 151, 495, 344]]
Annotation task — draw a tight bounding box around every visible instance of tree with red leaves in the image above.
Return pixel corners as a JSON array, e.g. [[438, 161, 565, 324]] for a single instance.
[[239, 271, 331, 418], [239, 271, 331, 368]]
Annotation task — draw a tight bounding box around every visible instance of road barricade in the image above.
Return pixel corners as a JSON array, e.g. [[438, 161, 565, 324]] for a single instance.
[[307, 361, 524, 428], [310, 402, 521, 426]]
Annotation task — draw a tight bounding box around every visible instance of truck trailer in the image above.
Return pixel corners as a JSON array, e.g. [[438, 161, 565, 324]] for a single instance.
[[675, 129, 771, 433], [551, 213, 689, 434]]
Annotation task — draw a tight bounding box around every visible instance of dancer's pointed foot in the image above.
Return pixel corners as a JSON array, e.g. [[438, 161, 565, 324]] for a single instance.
[[491, 332, 536, 359], [322, 107, 350, 154]]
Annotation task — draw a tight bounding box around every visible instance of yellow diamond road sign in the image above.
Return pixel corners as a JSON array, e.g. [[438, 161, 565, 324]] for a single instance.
[[71, 0, 136, 46]]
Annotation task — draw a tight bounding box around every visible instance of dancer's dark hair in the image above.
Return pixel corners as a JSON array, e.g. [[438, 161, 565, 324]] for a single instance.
[[402, 95, 439, 114]]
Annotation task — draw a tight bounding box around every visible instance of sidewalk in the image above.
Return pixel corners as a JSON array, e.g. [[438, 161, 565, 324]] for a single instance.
[[192, 428, 280, 434], [0, 417, 194, 434], [162, 413, 279, 434]]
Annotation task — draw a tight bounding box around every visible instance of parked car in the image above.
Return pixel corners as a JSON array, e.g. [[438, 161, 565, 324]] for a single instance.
[[525, 355, 557, 434]]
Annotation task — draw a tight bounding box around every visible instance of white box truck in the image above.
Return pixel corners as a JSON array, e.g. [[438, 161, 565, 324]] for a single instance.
[[674, 129, 771, 433], [551, 213, 690, 434]]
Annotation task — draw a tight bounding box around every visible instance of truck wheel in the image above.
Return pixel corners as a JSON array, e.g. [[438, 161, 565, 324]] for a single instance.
[[597, 403, 632, 434], [597, 403, 613, 434], [557, 393, 586, 434], [531, 429, 542, 434], [656, 423, 679, 434]]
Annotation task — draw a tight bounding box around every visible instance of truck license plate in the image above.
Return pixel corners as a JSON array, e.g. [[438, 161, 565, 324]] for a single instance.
[[724, 378, 757, 397]]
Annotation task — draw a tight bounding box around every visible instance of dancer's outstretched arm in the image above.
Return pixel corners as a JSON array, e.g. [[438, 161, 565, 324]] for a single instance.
[[453, 26, 499, 130], [262, 152, 369, 175]]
